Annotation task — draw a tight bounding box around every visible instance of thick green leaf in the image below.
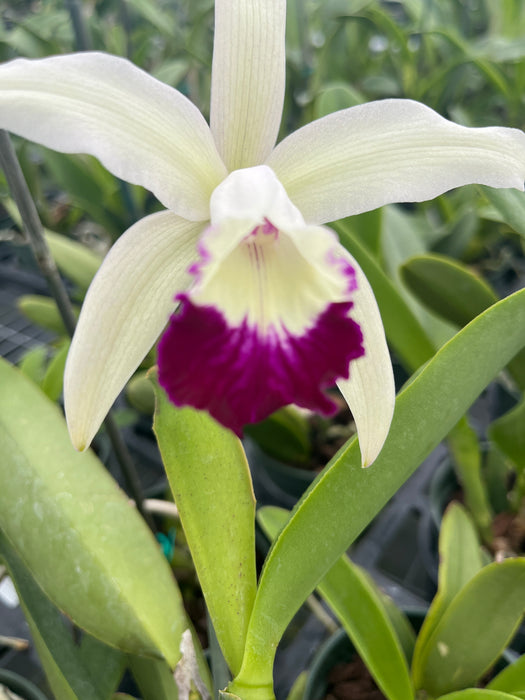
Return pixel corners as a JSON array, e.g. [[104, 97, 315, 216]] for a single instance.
[[0, 358, 186, 666], [230, 289, 525, 698], [412, 503, 483, 679], [41, 340, 70, 402], [129, 656, 178, 700], [333, 220, 436, 372], [480, 186, 525, 239], [414, 559, 525, 696], [17, 294, 79, 335], [153, 383, 257, 677], [438, 691, 522, 700], [258, 507, 414, 700], [447, 418, 493, 540], [244, 406, 311, 465], [18, 345, 47, 384], [489, 398, 525, 470], [489, 652, 525, 694], [400, 253, 498, 327], [0, 529, 124, 700], [400, 253, 525, 389], [44, 230, 102, 294]]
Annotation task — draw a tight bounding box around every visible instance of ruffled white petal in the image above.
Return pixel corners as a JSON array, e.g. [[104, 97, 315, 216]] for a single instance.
[[0, 53, 227, 221], [210, 0, 286, 171], [336, 253, 395, 467], [64, 212, 204, 450], [266, 99, 525, 225]]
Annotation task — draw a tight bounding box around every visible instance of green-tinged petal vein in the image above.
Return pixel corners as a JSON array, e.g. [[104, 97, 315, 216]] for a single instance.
[[64, 212, 203, 450], [211, 0, 286, 170], [267, 99, 525, 224], [0, 52, 227, 220]]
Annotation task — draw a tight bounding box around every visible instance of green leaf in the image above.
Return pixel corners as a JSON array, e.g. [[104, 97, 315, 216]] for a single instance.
[[258, 507, 414, 700], [412, 503, 483, 679], [129, 656, 178, 700], [414, 559, 525, 696], [18, 345, 47, 385], [400, 253, 498, 327], [489, 652, 525, 694], [230, 288, 525, 697], [479, 186, 525, 239], [0, 529, 124, 700], [0, 358, 186, 666], [153, 381, 257, 676], [17, 294, 79, 335], [317, 557, 414, 700], [400, 253, 525, 389], [244, 406, 311, 465], [438, 690, 523, 700], [447, 418, 493, 540], [41, 340, 70, 402], [333, 220, 436, 372], [489, 398, 525, 470], [44, 230, 102, 294]]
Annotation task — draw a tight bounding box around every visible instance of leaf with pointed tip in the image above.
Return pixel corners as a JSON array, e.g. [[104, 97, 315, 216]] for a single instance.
[[230, 288, 525, 697]]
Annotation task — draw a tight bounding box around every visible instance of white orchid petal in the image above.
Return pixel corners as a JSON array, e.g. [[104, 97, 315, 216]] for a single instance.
[[0, 53, 227, 220], [64, 212, 203, 450], [210, 0, 286, 171], [267, 99, 525, 224], [336, 252, 395, 467]]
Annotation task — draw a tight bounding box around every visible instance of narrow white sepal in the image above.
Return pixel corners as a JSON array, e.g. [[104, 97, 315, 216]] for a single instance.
[[64, 212, 203, 450], [336, 254, 395, 467], [210, 0, 286, 170], [267, 99, 525, 225], [0, 53, 227, 220]]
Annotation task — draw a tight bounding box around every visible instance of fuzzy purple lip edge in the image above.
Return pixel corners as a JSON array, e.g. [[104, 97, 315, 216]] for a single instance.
[[157, 294, 364, 437]]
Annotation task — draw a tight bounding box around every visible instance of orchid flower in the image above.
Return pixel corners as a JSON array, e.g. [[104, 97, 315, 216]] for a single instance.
[[1, 1, 525, 468]]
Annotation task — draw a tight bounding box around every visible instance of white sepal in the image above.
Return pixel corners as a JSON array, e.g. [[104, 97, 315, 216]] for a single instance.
[[64, 212, 203, 450]]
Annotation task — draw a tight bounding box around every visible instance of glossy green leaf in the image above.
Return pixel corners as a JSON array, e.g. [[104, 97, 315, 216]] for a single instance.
[[414, 559, 525, 696], [490, 398, 525, 470], [0, 529, 124, 700], [480, 186, 525, 238], [400, 253, 498, 327], [258, 507, 414, 700], [230, 288, 525, 698], [412, 503, 483, 678], [17, 294, 79, 335], [489, 652, 525, 694], [438, 690, 522, 700], [153, 381, 257, 676], [333, 220, 436, 372], [0, 358, 186, 666]]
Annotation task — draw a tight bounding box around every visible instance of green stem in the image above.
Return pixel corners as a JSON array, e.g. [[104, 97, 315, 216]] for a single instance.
[[0, 130, 155, 532]]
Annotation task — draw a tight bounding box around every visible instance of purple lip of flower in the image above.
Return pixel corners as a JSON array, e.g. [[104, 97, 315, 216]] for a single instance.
[[157, 296, 364, 438]]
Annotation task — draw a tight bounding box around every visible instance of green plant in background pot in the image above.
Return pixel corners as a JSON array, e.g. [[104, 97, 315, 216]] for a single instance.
[[260, 503, 525, 700]]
